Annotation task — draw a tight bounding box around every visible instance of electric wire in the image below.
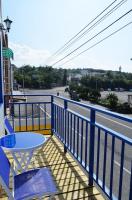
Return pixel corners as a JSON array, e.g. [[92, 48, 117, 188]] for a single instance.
[[56, 0, 127, 55], [57, 21, 132, 67], [47, 0, 118, 61], [51, 9, 132, 66]]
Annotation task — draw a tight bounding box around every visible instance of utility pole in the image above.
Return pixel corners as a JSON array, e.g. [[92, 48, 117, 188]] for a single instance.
[[119, 66, 122, 73], [22, 69, 25, 94], [96, 79, 97, 90]]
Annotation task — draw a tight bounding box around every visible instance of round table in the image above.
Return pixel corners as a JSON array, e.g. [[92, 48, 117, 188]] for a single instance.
[[0, 132, 46, 151], [0, 132, 47, 173]]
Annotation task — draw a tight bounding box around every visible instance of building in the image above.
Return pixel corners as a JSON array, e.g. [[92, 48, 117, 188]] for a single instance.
[[2, 33, 14, 95]]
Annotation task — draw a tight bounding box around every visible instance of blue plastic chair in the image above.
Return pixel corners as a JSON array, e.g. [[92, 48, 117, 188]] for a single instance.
[[4, 117, 50, 174], [4, 117, 14, 135], [0, 147, 57, 199]]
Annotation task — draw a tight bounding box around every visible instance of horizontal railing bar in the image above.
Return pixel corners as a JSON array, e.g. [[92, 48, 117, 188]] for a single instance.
[[5, 94, 132, 123], [9, 102, 51, 105], [53, 95, 132, 123], [53, 102, 64, 109], [5, 94, 52, 97], [54, 131, 118, 200], [4, 94, 132, 200], [54, 102, 91, 123], [15, 128, 51, 132], [7, 99, 132, 144], [95, 122, 132, 145], [68, 109, 91, 123], [54, 103, 132, 145]]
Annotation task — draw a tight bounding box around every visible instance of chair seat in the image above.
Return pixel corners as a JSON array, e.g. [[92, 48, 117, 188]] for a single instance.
[[14, 168, 57, 200]]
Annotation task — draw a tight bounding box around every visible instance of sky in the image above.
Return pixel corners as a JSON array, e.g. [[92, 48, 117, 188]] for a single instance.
[[2, 0, 132, 72]]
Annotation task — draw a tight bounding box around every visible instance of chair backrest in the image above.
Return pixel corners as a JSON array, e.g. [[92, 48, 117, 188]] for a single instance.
[[0, 147, 10, 187], [0, 147, 13, 199], [4, 118, 14, 134]]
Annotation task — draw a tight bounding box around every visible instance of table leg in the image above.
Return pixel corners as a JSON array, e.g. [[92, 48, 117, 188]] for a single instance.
[[12, 150, 34, 173], [23, 150, 34, 172], [12, 152, 23, 174]]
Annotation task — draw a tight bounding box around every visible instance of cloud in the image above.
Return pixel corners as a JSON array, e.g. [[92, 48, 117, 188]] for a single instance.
[[9, 42, 132, 73], [9, 42, 51, 67]]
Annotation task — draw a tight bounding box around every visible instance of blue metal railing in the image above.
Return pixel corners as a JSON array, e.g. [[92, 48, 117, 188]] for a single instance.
[[52, 95, 132, 200], [4, 94, 132, 200], [4, 95, 52, 133]]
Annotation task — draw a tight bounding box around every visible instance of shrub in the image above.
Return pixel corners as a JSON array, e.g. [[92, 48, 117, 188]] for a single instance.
[[89, 90, 101, 103], [116, 102, 132, 114], [106, 93, 118, 110]]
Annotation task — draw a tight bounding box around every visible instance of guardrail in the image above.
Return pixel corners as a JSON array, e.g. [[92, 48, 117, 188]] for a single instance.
[[4, 95, 52, 134], [4, 94, 132, 200]]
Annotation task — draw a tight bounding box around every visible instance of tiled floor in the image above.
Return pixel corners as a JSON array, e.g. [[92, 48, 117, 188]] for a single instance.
[[0, 135, 105, 200]]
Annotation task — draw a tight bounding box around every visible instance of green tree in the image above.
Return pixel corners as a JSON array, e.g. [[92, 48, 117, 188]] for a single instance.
[[106, 93, 118, 110], [63, 69, 67, 86], [78, 86, 90, 100], [89, 90, 101, 103]]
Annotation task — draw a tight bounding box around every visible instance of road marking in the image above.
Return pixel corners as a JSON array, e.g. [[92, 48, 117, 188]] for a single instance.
[[56, 100, 132, 130], [72, 127, 85, 140], [37, 104, 51, 118], [37, 100, 131, 175], [114, 160, 131, 174], [55, 100, 132, 136], [97, 113, 132, 130], [72, 103, 132, 130], [72, 126, 131, 175], [71, 128, 131, 175]]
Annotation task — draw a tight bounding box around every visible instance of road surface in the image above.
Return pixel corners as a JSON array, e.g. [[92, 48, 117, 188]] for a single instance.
[[24, 88, 132, 200]]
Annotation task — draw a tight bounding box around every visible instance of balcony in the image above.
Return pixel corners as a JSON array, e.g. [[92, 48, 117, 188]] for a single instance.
[[2, 94, 132, 200], [0, 135, 105, 200]]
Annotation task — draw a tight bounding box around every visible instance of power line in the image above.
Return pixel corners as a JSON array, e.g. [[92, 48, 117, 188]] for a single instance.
[[57, 21, 132, 67], [51, 9, 132, 66], [47, 0, 118, 61], [56, 0, 127, 55]]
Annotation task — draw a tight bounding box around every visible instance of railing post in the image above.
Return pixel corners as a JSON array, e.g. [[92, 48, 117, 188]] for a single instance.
[[4, 95, 6, 116], [89, 108, 95, 186], [51, 96, 54, 135], [4, 95, 12, 116], [129, 161, 132, 200], [64, 99, 67, 153]]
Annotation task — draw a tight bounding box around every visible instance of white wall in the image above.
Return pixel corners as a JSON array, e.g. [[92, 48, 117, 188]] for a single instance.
[[0, 103, 4, 137]]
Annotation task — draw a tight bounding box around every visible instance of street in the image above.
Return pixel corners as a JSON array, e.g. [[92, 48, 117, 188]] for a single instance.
[[24, 87, 132, 200]]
